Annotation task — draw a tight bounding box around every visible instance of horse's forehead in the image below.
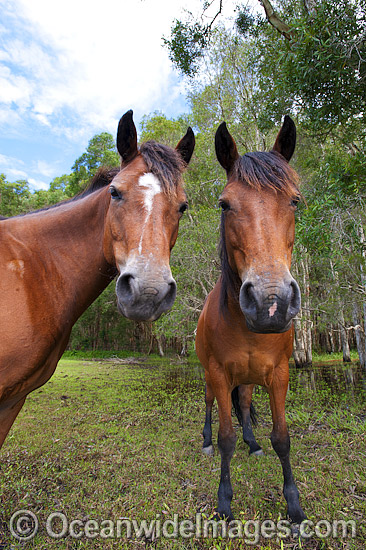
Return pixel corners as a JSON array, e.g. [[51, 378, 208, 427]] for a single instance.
[[223, 180, 288, 203], [113, 156, 147, 184]]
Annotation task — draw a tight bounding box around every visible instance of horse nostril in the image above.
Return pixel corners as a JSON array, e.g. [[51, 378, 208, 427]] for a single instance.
[[117, 273, 136, 304], [164, 279, 177, 307], [239, 281, 258, 321], [286, 279, 301, 321]]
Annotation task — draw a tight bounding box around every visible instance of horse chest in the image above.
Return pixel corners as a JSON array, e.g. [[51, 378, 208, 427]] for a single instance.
[[223, 355, 274, 388]]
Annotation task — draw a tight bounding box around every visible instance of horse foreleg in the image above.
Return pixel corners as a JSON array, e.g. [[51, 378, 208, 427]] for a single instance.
[[269, 374, 306, 524], [238, 384, 263, 456], [215, 373, 237, 522], [202, 381, 214, 456], [0, 398, 26, 450]]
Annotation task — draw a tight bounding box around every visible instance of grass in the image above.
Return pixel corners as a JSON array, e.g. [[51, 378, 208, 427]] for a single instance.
[[0, 355, 365, 549], [310, 350, 360, 363]]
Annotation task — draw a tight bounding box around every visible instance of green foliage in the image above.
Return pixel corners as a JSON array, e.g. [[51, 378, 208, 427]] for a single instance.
[[0, 175, 31, 216], [154, 206, 220, 343], [252, 0, 366, 135], [235, 5, 256, 36], [0, 173, 75, 216], [68, 282, 141, 352], [140, 111, 191, 147], [69, 132, 119, 195], [164, 15, 210, 76]]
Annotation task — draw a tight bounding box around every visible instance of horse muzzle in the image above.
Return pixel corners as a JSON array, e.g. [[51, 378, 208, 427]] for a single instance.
[[116, 265, 177, 322], [239, 275, 301, 333]]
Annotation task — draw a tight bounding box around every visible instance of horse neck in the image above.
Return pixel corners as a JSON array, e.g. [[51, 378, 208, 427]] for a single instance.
[[13, 188, 116, 323]]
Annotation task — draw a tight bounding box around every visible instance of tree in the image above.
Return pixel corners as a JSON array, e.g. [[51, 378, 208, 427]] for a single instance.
[[0, 175, 31, 216], [166, 0, 366, 131], [69, 132, 119, 195], [252, 0, 366, 136]]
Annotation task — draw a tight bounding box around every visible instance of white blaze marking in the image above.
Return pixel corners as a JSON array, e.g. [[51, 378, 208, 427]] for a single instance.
[[138, 173, 161, 254], [269, 301, 278, 317]]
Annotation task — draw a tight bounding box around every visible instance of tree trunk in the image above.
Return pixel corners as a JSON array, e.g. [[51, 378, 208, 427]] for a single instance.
[[293, 316, 307, 367], [330, 260, 351, 362], [292, 254, 312, 366], [328, 326, 335, 353], [157, 336, 165, 357], [359, 226, 366, 368], [301, 256, 312, 364], [353, 303, 366, 369], [338, 310, 351, 363]]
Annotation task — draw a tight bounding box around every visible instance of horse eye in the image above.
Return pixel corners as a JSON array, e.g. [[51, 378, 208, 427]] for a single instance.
[[291, 197, 300, 208], [110, 186, 121, 200], [179, 202, 188, 214], [219, 200, 230, 212]]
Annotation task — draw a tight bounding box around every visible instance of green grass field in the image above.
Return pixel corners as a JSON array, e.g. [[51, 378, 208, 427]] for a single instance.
[[0, 355, 365, 549]]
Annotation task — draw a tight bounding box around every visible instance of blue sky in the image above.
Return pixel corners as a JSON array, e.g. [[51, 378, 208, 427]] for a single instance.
[[0, 0, 204, 190]]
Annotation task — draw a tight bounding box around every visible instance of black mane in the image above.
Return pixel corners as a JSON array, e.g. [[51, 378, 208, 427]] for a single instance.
[[234, 151, 299, 195], [219, 151, 300, 313], [140, 141, 185, 194], [79, 167, 120, 198]]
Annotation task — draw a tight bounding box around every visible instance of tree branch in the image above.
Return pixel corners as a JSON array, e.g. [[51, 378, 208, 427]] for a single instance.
[[258, 0, 294, 41], [204, 0, 223, 31]]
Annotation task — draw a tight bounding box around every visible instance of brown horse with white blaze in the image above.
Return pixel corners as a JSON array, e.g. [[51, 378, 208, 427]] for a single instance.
[[0, 110, 194, 449], [195, 116, 306, 523]]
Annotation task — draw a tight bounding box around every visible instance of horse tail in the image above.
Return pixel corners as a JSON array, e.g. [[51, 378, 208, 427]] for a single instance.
[[231, 386, 243, 426], [231, 386, 258, 427], [250, 402, 258, 427]]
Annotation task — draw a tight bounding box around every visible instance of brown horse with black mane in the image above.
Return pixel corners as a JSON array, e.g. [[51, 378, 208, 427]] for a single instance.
[[0, 110, 194, 449], [196, 116, 306, 524]]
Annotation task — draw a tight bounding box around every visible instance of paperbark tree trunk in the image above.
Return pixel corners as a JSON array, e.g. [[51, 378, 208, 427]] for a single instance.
[[353, 303, 366, 369], [293, 254, 312, 366]]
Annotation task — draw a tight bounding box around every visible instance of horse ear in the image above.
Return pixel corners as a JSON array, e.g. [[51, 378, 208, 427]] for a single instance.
[[117, 110, 138, 164], [176, 127, 195, 166], [272, 115, 296, 162], [215, 122, 239, 173]]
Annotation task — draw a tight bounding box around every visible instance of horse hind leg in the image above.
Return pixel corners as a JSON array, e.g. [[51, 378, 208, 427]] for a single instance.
[[232, 385, 263, 456], [202, 382, 214, 456], [269, 376, 306, 524], [0, 398, 26, 450]]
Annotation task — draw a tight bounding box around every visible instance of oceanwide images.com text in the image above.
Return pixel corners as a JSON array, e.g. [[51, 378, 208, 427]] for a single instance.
[[9, 510, 357, 543]]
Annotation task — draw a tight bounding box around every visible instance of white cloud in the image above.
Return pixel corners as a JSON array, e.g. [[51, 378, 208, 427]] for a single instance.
[[28, 177, 48, 190], [0, 0, 225, 189], [0, 152, 24, 170], [3, 167, 28, 180], [0, 67, 31, 106], [34, 160, 58, 179], [0, 0, 198, 138], [0, 152, 58, 187]]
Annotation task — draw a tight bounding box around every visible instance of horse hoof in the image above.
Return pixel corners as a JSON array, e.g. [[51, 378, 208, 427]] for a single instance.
[[251, 448, 264, 456], [213, 510, 234, 523], [202, 445, 214, 456]]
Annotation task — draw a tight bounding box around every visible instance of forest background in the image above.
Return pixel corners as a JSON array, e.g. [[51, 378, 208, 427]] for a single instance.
[[1, 0, 365, 368]]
